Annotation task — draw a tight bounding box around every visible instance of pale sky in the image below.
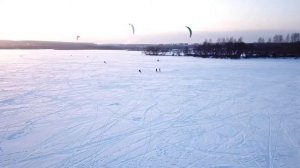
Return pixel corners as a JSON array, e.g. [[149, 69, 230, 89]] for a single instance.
[[0, 0, 299, 43]]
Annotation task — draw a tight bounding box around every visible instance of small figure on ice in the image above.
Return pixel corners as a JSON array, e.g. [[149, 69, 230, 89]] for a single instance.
[[139, 69, 142, 73], [104, 61, 107, 64]]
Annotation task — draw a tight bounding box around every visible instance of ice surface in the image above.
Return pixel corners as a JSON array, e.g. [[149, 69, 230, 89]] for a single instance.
[[0, 50, 300, 168]]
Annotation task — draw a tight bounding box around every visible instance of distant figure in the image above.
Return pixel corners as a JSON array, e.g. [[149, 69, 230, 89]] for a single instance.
[[157, 59, 160, 62], [104, 61, 107, 64], [156, 68, 158, 72], [139, 69, 142, 73], [159, 68, 161, 72]]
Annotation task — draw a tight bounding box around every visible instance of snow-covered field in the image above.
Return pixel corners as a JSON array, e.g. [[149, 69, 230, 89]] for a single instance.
[[0, 50, 300, 168]]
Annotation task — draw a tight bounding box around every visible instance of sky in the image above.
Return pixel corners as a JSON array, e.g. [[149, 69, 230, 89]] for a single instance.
[[0, 0, 299, 43]]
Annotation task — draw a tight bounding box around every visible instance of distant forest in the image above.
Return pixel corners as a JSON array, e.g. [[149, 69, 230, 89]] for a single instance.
[[143, 33, 300, 58], [0, 40, 146, 50], [1, 33, 300, 59]]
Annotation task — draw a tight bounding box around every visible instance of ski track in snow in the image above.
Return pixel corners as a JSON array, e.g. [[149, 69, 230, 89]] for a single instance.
[[0, 50, 300, 168]]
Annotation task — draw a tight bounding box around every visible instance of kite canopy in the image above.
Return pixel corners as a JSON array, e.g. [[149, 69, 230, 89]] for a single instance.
[[185, 26, 192, 38], [129, 24, 135, 35]]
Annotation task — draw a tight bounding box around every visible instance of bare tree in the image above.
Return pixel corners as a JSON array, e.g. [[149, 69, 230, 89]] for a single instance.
[[291, 33, 300, 43], [237, 37, 243, 43], [285, 34, 290, 43], [273, 34, 283, 43], [257, 37, 265, 43]]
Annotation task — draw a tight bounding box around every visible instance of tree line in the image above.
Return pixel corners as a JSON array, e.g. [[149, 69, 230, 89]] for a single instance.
[[143, 33, 300, 58], [257, 33, 300, 43]]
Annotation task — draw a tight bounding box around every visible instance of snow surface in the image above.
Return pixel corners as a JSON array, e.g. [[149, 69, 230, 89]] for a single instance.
[[0, 50, 300, 168]]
